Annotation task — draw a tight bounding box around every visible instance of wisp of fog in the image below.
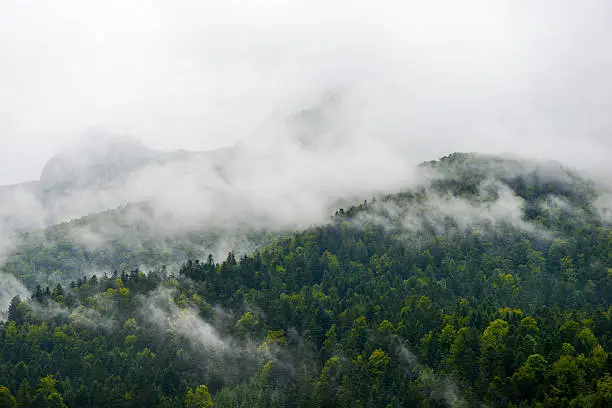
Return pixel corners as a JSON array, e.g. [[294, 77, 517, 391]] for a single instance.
[[1, 1, 612, 315]]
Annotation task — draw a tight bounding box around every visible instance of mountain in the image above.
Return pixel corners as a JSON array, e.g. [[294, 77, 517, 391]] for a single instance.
[[0, 94, 346, 230], [38, 133, 239, 196], [39, 135, 157, 192], [0, 95, 378, 292], [2, 151, 610, 288], [0, 132, 235, 228], [0, 107, 355, 288], [0, 152, 610, 407]]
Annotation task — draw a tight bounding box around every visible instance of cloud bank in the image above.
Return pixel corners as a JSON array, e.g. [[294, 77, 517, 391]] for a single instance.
[[1, 1, 612, 184], [1, 1, 611, 302]]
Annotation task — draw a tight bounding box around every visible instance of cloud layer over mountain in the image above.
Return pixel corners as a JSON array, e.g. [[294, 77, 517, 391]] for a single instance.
[[1, 1, 612, 185], [1, 1, 611, 310]]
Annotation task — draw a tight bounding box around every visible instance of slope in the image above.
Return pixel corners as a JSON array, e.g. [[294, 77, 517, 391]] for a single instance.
[[1, 201, 281, 289], [0, 152, 610, 407]]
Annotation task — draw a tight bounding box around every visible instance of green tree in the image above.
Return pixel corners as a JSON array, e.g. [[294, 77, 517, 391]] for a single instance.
[[7, 296, 23, 324], [511, 354, 548, 401], [33, 376, 67, 408], [185, 385, 213, 408], [480, 319, 510, 378], [0, 386, 17, 408]]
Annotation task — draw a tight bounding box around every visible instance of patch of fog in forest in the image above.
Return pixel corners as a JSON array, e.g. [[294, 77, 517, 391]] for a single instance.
[[137, 286, 303, 384], [351, 155, 612, 244], [0, 273, 29, 320], [396, 342, 468, 408], [354, 179, 537, 237], [142, 287, 229, 353]]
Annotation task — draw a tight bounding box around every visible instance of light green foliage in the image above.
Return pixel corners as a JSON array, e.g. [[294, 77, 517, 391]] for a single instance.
[[235, 311, 257, 330], [368, 349, 391, 375], [33, 376, 67, 408], [482, 319, 509, 354], [578, 328, 598, 352], [123, 318, 137, 331], [125, 334, 137, 347], [519, 316, 539, 336], [0, 386, 17, 408], [185, 385, 213, 408]]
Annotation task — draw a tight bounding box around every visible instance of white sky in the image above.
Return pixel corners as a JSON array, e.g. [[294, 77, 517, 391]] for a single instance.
[[1, 0, 611, 184]]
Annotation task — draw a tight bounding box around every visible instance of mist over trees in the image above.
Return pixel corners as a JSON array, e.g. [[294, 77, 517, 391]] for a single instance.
[[1, 2, 612, 407], [0, 153, 610, 407]]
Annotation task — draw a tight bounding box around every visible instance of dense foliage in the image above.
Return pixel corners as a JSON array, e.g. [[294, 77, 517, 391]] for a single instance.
[[1, 153, 611, 407]]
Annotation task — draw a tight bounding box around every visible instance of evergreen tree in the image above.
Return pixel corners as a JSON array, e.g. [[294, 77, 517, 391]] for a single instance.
[[6, 296, 22, 324]]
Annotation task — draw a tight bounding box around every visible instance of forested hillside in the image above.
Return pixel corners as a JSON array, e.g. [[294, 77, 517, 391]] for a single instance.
[[0, 153, 611, 407], [1, 201, 280, 289]]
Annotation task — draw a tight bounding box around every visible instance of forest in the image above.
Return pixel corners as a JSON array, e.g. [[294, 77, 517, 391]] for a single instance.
[[0, 153, 611, 407]]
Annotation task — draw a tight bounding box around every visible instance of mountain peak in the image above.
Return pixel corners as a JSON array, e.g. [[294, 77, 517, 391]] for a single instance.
[[39, 132, 155, 192], [66, 130, 149, 156]]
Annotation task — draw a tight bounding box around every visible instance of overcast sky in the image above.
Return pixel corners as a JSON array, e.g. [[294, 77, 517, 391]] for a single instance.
[[1, 1, 611, 185]]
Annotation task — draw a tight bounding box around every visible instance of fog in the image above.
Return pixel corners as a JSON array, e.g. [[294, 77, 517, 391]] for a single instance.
[[397, 342, 465, 408], [0, 273, 29, 320], [1, 0, 611, 186], [1, 1, 612, 306]]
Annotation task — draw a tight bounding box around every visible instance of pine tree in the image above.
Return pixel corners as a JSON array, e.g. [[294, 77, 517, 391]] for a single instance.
[[7, 296, 22, 324]]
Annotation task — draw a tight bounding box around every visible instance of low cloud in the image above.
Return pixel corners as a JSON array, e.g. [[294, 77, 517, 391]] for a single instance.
[[140, 287, 229, 353], [396, 342, 468, 408], [1, 1, 611, 266], [0, 98, 420, 284], [0, 273, 29, 320], [356, 177, 541, 241]]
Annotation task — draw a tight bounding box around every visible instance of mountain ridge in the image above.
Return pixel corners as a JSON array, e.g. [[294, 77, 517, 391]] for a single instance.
[[0, 150, 610, 407], [2, 150, 610, 290]]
